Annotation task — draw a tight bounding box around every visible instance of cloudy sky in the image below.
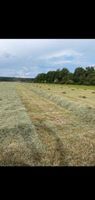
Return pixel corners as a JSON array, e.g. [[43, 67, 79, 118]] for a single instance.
[[0, 39, 95, 78]]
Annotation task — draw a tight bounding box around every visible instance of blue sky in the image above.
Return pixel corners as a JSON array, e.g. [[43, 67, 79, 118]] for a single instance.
[[0, 39, 95, 78]]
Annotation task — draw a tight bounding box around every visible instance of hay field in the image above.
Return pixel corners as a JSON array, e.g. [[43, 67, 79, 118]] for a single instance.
[[0, 82, 95, 165], [0, 82, 45, 166]]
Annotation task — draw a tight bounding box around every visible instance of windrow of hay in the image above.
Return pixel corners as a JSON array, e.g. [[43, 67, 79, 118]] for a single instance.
[[0, 82, 95, 166], [0, 82, 46, 166], [29, 85, 95, 124], [16, 85, 67, 165], [16, 83, 95, 166]]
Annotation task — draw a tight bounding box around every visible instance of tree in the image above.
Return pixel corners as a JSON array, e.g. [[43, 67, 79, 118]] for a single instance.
[[34, 73, 46, 83], [73, 67, 86, 84], [60, 68, 70, 83], [46, 71, 56, 83], [34, 66, 95, 85], [85, 67, 95, 85]]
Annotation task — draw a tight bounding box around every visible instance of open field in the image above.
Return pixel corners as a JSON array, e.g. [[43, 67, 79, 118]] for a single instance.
[[0, 82, 95, 166]]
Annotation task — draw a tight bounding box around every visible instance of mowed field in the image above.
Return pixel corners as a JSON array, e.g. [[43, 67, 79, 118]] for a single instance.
[[0, 82, 95, 166]]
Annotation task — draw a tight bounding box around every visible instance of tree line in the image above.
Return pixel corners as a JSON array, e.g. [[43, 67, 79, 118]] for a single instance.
[[34, 66, 95, 85], [0, 77, 34, 82]]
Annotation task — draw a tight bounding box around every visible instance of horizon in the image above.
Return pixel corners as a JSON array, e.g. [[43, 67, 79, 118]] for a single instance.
[[0, 39, 95, 78], [0, 65, 95, 79]]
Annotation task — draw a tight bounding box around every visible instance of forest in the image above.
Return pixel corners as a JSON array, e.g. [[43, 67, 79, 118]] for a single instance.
[[34, 66, 95, 85]]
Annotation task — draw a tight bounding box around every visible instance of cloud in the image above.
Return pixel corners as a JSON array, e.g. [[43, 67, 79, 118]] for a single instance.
[[15, 65, 40, 78], [0, 48, 15, 59], [22, 66, 29, 71], [2, 52, 11, 58], [15, 66, 29, 77], [0, 39, 95, 77], [52, 60, 72, 64], [40, 49, 82, 60], [38, 49, 84, 69]]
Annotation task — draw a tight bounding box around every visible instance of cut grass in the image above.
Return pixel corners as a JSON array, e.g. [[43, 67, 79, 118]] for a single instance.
[[62, 91, 66, 94], [0, 82, 45, 166], [17, 85, 67, 165], [0, 82, 95, 166], [16, 83, 95, 166], [26, 83, 95, 124], [79, 95, 86, 98]]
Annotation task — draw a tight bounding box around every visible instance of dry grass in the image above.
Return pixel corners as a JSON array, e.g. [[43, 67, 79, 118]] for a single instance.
[[16, 83, 95, 166], [0, 82, 95, 166], [0, 82, 45, 166], [17, 85, 67, 165], [29, 83, 95, 124]]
